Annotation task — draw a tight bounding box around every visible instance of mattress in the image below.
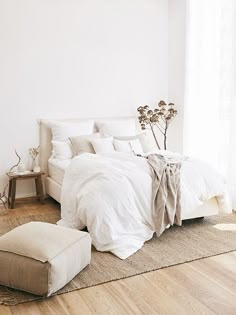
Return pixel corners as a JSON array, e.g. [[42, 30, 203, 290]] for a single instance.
[[48, 158, 71, 186]]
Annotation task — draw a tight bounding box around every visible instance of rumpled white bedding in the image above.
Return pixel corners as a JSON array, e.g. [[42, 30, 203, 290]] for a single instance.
[[58, 152, 230, 259]]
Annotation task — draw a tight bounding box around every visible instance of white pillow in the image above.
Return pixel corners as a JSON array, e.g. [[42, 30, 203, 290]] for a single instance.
[[95, 120, 136, 137], [113, 139, 144, 155], [50, 120, 94, 141], [52, 141, 73, 160], [115, 133, 154, 153], [91, 137, 115, 154], [69, 133, 101, 156], [113, 139, 133, 154]]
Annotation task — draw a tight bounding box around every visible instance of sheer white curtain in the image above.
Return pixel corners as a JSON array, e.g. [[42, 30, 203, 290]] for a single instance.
[[183, 0, 236, 209]]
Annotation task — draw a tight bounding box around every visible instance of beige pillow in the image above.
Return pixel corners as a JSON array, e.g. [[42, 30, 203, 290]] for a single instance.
[[69, 133, 101, 156], [0, 222, 91, 296]]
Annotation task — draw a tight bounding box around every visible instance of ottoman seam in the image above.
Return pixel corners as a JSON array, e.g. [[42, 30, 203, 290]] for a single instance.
[[49, 233, 91, 261]]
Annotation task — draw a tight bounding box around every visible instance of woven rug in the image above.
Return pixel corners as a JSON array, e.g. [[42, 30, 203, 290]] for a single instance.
[[0, 210, 236, 305]]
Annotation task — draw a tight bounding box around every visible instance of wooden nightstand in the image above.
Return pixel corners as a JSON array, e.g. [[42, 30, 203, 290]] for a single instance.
[[6, 171, 45, 209]]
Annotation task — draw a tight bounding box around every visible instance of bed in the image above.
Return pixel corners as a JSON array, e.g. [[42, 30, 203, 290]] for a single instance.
[[39, 117, 223, 218], [39, 117, 230, 258]]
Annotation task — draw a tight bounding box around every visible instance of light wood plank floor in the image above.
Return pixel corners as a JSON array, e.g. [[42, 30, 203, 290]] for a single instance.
[[0, 199, 236, 315]]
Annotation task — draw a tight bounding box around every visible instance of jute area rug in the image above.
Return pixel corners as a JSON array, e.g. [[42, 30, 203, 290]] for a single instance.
[[0, 210, 236, 305]]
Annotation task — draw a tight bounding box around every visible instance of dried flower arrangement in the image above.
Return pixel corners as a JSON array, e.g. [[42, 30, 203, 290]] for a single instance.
[[137, 100, 177, 150], [29, 146, 40, 161], [29, 145, 40, 171]]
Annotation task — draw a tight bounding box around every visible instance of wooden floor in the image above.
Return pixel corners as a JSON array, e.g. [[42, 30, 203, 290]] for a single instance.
[[1, 199, 236, 315]]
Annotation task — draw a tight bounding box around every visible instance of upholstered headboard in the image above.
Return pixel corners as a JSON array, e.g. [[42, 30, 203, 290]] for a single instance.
[[38, 116, 141, 177]]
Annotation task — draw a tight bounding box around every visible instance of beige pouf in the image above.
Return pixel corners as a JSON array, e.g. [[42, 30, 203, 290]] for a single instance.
[[0, 222, 91, 296]]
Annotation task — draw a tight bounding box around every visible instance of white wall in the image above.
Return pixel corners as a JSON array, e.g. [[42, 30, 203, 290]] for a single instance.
[[168, 0, 186, 153], [0, 0, 169, 197]]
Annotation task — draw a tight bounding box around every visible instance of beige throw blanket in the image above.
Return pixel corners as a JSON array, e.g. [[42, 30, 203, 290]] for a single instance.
[[148, 154, 182, 237]]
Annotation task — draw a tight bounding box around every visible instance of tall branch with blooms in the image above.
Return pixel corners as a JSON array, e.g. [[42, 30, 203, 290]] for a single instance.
[[137, 100, 177, 150]]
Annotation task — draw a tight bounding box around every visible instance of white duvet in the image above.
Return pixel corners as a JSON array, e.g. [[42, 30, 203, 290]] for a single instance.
[[58, 152, 230, 259]]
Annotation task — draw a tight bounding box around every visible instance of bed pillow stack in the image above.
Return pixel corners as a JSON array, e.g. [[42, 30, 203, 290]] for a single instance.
[[49, 118, 155, 159], [49, 120, 94, 160], [92, 119, 136, 155], [94, 120, 154, 155]]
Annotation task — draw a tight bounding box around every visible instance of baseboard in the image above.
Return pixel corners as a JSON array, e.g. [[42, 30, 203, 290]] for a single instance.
[[14, 192, 36, 199]]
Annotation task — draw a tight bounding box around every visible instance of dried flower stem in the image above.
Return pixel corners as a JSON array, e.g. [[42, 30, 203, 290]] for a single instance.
[[164, 121, 168, 150], [149, 123, 161, 150], [9, 150, 21, 173]]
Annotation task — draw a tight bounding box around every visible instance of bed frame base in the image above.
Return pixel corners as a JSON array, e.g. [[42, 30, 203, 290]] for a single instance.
[[46, 177, 62, 203]]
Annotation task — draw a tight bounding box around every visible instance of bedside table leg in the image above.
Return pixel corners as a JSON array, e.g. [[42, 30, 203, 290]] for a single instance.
[[11, 178, 16, 209], [36, 175, 44, 204], [8, 179, 12, 208], [35, 178, 40, 200]]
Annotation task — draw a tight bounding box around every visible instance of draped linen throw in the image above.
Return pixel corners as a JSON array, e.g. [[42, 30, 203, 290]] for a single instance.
[[148, 154, 182, 237]]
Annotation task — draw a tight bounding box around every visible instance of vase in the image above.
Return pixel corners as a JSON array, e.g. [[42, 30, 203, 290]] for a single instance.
[[33, 165, 41, 173], [31, 159, 36, 172]]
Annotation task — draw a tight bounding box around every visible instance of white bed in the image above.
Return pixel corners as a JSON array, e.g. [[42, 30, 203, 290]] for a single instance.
[[39, 117, 225, 220], [38, 117, 231, 258]]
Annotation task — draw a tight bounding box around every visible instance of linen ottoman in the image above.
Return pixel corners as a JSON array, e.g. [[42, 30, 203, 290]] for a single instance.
[[0, 222, 91, 296]]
